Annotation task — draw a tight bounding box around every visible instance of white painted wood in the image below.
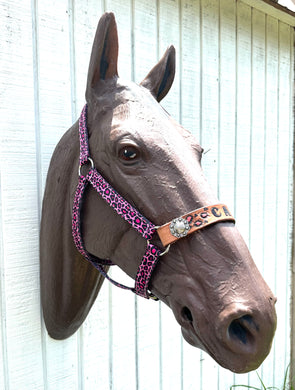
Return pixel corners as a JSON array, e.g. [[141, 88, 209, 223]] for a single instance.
[[248, 7, 268, 388], [235, 1, 252, 246], [243, 0, 295, 26], [199, 0, 220, 385], [180, 0, 201, 139], [159, 0, 181, 121], [180, 2, 204, 389], [0, 1, 44, 389], [218, 0, 237, 212], [72, 3, 113, 389], [132, 3, 162, 390], [272, 20, 293, 388], [0, 0, 294, 388], [156, 2, 184, 389], [217, 1, 238, 386], [261, 14, 280, 387], [200, 0, 219, 197], [35, 1, 81, 389]]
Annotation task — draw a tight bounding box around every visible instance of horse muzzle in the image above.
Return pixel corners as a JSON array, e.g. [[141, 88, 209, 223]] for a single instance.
[[152, 223, 277, 374], [180, 299, 276, 373]]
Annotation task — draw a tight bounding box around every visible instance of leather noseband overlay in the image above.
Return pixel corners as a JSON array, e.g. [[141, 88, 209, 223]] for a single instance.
[[72, 105, 235, 299], [157, 204, 235, 247]]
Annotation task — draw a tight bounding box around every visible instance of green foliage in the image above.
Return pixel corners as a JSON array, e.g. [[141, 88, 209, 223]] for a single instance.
[[230, 366, 294, 390]]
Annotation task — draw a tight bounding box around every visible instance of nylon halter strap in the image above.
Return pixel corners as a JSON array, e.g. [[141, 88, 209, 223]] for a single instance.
[[72, 104, 235, 300]]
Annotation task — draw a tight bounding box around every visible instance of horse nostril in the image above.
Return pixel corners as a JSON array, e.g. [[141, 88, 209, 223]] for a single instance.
[[270, 296, 277, 304], [181, 306, 193, 322], [228, 315, 257, 345]]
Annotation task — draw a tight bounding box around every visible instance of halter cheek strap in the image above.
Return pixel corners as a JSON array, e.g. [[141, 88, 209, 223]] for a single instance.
[[72, 104, 235, 300], [72, 104, 161, 299]]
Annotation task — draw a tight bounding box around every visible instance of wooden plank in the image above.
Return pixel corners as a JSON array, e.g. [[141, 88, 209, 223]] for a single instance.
[[272, 20, 293, 388], [72, 3, 112, 389], [156, 3, 183, 389], [218, 0, 236, 213], [199, 0, 219, 194], [81, 284, 111, 390], [217, 0, 237, 383], [110, 270, 137, 390], [80, 283, 112, 390], [234, 2, 253, 386], [158, 0, 180, 121], [290, 31, 295, 390], [260, 14, 279, 386], [242, 0, 295, 26], [249, 8, 266, 285], [37, 0, 73, 189], [136, 298, 161, 390], [180, 2, 203, 388], [73, 0, 105, 114], [132, 2, 162, 390], [96, 3, 138, 389], [235, 1, 252, 244], [105, 0, 132, 78], [248, 8, 267, 386], [182, 341, 201, 389], [0, 0, 45, 388], [0, 171, 8, 390], [180, 0, 201, 140], [133, 0, 158, 83], [36, 1, 80, 388], [198, 0, 221, 385], [160, 304, 182, 390]]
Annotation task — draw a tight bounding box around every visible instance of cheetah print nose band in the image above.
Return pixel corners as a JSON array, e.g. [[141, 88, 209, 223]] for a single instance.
[[72, 105, 235, 299]]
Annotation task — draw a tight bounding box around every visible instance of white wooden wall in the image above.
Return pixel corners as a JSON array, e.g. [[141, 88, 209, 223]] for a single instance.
[[0, 0, 294, 389]]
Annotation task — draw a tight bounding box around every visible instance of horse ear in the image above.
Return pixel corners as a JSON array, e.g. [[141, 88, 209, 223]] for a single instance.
[[140, 45, 176, 102], [86, 12, 118, 98]]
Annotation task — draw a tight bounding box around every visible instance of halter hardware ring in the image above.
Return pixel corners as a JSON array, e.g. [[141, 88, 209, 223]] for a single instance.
[[159, 244, 170, 256], [146, 240, 170, 257], [79, 157, 94, 176], [148, 291, 159, 300]]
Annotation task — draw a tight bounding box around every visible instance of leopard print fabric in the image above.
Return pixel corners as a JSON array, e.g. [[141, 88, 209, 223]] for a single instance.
[[71, 104, 162, 299]]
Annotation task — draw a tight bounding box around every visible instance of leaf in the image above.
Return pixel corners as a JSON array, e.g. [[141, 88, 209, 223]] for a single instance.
[[230, 385, 264, 390]]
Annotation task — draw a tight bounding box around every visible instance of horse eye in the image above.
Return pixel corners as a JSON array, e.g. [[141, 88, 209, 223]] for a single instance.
[[119, 146, 139, 161]]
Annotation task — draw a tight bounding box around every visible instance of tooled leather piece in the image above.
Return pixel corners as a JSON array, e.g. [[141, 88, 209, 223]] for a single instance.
[[156, 204, 235, 247]]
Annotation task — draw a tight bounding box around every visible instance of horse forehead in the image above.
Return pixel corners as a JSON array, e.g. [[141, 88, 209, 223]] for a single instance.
[[96, 81, 200, 148], [111, 99, 185, 140]]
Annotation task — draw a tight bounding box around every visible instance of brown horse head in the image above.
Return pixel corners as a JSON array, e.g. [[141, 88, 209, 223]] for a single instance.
[[40, 12, 276, 373]]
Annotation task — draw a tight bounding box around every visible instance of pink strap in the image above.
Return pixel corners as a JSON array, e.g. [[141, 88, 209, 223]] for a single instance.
[[72, 172, 160, 298], [72, 174, 113, 266], [87, 168, 156, 240], [134, 243, 161, 298], [72, 104, 161, 299], [79, 104, 90, 165]]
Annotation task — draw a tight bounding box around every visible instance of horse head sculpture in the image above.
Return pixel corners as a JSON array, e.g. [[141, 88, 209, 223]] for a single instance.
[[40, 12, 276, 373]]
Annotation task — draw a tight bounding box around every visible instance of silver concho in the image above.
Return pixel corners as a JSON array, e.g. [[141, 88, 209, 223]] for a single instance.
[[169, 217, 190, 238]]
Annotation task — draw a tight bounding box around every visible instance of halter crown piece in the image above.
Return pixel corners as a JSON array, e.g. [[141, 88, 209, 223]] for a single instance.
[[72, 105, 235, 299]]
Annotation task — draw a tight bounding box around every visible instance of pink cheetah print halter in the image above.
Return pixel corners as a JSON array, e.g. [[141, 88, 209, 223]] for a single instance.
[[72, 105, 234, 299], [72, 104, 162, 299]]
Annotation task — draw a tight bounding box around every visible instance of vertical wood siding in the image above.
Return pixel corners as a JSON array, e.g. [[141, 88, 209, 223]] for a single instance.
[[0, 0, 294, 388]]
